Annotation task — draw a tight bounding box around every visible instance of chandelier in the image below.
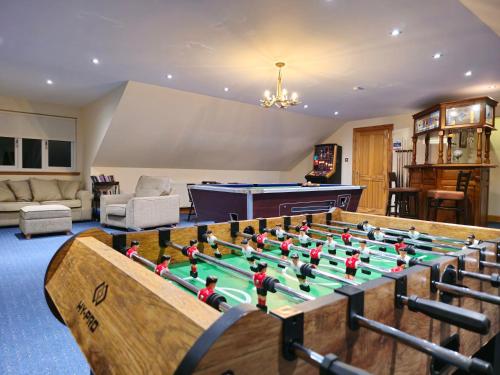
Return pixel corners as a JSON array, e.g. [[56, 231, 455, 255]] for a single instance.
[[260, 62, 299, 108]]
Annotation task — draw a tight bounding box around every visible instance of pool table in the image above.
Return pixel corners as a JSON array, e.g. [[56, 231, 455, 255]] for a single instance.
[[188, 183, 365, 222]]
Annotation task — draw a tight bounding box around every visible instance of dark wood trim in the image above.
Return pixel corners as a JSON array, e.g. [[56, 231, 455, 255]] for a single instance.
[[405, 163, 496, 169], [0, 171, 80, 176], [487, 215, 500, 223]]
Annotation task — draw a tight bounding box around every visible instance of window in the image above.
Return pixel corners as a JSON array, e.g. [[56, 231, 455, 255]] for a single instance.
[[22, 138, 42, 169], [48, 140, 72, 168], [0, 137, 15, 166]]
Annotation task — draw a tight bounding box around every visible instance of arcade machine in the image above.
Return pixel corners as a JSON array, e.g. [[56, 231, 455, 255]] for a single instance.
[[305, 144, 342, 184]]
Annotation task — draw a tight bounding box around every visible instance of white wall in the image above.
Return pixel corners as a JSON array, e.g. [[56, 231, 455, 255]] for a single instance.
[[0, 95, 82, 181]]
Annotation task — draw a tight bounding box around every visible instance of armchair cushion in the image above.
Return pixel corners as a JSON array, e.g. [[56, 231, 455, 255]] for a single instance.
[[106, 204, 127, 217], [135, 176, 172, 197]]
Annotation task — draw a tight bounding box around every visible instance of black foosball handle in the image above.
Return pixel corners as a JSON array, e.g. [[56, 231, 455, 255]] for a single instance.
[[321, 353, 372, 375], [403, 295, 490, 334]]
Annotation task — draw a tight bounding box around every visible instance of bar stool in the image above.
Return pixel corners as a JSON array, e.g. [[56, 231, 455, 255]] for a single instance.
[[425, 171, 472, 224], [386, 172, 420, 218]]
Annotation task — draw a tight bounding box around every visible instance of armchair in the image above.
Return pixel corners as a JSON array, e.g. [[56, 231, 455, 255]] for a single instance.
[[100, 176, 179, 230]]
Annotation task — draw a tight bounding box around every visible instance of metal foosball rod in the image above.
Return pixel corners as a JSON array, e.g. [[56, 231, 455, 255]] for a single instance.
[[168, 241, 314, 302], [127, 252, 232, 312], [201, 234, 360, 286]]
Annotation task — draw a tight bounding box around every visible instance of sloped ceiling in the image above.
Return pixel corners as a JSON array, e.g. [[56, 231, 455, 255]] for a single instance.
[[460, 0, 500, 37], [0, 0, 499, 120], [93, 81, 339, 170]]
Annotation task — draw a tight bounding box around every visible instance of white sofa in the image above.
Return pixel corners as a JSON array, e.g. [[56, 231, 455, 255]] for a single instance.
[[0, 179, 92, 226], [100, 176, 179, 230]]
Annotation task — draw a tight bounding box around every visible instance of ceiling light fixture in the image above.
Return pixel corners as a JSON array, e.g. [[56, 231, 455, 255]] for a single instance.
[[92, 58, 100, 65], [334, 111, 339, 116], [261, 62, 299, 108], [303, 104, 308, 109], [353, 86, 364, 91], [433, 53, 442, 59], [391, 28, 402, 36], [464, 70, 472, 77], [488, 84, 497, 89], [166, 74, 173, 79], [46, 79, 53, 85], [224, 87, 229, 92]]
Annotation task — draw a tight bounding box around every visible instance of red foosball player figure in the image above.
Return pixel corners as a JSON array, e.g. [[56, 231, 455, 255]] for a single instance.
[[241, 239, 258, 272], [290, 253, 311, 292], [394, 237, 406, 254], [155, 254, 171, 276], [206, 230, 222, 258], [275, 224, 286, 241], [255, 232, 267, 251], [126, 240, 140, 258], [187, 239, 200, 278], [391, 259, 406, 273], [341, 228, 352, 246], [359, 239, 370, 263], [299, 220, 310, 233], [345, 249, 360, 280], [253, 262, 269, 312], [280, 235, 293, 261], [197, 275, 218, 304], [309, 241, 322, 267]]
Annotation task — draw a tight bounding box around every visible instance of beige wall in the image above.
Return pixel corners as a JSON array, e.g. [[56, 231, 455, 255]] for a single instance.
[[489, 117, 500, 216], [0, 95, 83, 181]]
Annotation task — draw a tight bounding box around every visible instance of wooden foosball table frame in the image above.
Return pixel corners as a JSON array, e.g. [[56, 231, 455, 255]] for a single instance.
[[44, 209, 500, 375]]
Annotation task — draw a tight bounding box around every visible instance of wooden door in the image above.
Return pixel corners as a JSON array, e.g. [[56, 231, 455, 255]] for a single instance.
[[352, 124, 393, 214]]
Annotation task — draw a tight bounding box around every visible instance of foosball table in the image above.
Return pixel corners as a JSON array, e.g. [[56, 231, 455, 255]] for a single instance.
[[44, 209, 500, 374]]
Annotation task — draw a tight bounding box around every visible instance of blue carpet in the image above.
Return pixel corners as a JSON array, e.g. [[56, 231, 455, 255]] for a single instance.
[[0, 215, 205, 375]]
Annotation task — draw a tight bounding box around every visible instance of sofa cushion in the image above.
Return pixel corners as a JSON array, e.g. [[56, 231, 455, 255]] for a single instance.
[[0, 180, 16, 202], [106, 204, 126, 216], [57, 180, 80, 200], [8, 180, 33, 201], [20, 204, 71, 220], [0, 201, 40, 212], [135, 176, 172, 197], [41, 200, 81, 208], [30, 178, 62, 201]]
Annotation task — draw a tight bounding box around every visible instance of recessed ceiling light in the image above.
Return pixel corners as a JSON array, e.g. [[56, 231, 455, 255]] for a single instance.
[[91, 58, 100, 65], [224, 87, 229, 92], [353, 86, 364, 91], [46, 79, 53, 85], [464, 70, 472, 77], [488, 84, 497, 89], [433, 53, 442, 59], [391, 28, 402, 36], [166, 74, 173, 80], [334, 111, 339, 116], [303, 104, 308, 109]]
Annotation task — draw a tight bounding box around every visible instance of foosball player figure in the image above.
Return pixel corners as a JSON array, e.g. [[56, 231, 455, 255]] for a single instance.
[[241, 239, 258, 272], [309, 241, 322, 267], [155, 254, 171, 276], [255, 232, 267, 251], [345, 249, 360, 280], [373, 227, 386, 251], [205, 230, 222, 258], [391, 259, 406, 273], [361, 220, 372, 232], [394, 237, 406, 254], [297, 229, 311, 249], [359, 239, 370, 263], [275, 224, 286, 241], [187, 239, 200, 278], [126, 240, 140, 258], [397, 246, 412, 265], [341, 228, 352, 246], [280, 235, 293, 261], [299, 220, 310, 233], [197, 276, 226, 312], [408, 226, 420, 240], [290, 253, 311, 292], [465, 234, 480, 247], [324, 234, 337, 255], [253, 262, 269, 312]]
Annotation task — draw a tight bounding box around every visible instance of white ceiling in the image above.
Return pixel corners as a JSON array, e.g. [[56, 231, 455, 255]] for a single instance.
[[0, 0, 499, 120]]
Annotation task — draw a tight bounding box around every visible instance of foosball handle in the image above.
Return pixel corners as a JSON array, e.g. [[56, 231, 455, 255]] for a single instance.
[[320, 353, 371, 375], [405, 295, 490, 335]]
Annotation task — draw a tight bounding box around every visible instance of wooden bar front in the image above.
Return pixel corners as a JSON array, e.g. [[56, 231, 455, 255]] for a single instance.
[[407, 163, 495, 226]]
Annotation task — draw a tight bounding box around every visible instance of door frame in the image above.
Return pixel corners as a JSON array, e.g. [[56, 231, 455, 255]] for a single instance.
[[352, 124, 393, 213]]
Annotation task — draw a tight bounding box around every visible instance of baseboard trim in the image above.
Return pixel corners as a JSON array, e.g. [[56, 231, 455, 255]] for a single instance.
[[488, 215, 500, 223]]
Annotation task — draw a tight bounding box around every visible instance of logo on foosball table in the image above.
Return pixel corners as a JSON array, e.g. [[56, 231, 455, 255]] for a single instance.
[[93, 281, 108, 306]]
